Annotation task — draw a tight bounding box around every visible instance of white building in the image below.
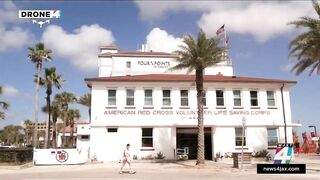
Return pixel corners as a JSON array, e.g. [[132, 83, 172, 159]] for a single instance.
[[81, 45, 300, 162]]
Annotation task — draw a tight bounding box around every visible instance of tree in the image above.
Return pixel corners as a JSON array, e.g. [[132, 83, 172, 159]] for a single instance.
[[23, 119, 34, 145], [0, 125, 24, 146], [288, 0, 320, 75], [170, 29, 225, 165], [55, 92, 77, 147], [38, 67, 64, 148], [67, 109, 80, 148], [0, 86, 9, 120], [28, 42, 52, 148], [78, 93, 91, 122]]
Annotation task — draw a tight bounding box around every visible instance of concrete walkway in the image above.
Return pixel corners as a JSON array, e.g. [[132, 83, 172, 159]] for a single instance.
[[0, 155, 319, 179]]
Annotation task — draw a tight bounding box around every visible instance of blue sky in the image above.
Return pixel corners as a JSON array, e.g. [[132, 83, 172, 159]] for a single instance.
[[0, 1, 319, 138]]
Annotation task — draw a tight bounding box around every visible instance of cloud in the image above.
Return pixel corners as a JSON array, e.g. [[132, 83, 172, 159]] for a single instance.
[[145, 28, 183, 53], [0, 26, 34, 52], [0, 1, 35, 52], [134, 1, 314, 43], [42, 24, 115, 71], [2, 85, 19, 97], [0, 1, 19, 26]]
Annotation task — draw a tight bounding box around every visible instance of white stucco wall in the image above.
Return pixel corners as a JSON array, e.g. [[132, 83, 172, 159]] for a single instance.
[[98, 56, 234, 77]]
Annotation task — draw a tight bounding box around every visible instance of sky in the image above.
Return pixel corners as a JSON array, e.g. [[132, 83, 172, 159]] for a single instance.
[[0, 1, 319, 139]]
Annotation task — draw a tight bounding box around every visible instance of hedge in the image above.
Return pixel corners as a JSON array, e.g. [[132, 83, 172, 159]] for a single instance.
[[0, 148, 33, 163]]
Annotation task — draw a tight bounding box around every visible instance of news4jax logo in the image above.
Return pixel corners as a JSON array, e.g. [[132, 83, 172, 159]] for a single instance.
[[18, 10, 61, 28], [274, 143, 294, 164]]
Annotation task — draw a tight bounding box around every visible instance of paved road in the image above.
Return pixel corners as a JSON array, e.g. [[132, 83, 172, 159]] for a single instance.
[[0, 161, 319, 180]]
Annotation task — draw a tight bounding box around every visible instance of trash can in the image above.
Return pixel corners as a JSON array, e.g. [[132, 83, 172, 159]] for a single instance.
[[232, 153, 239, 168]]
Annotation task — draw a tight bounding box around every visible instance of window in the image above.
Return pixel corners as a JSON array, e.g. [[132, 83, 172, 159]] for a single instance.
[[81, 135, 90, 140], [126, 89, 134, 106], [267, 91, 276, 107], [235, 128, 246, 146], [250, 91, 259, 106], [267, 128, 278, 147], [108, 89, 116, 106], [203, 91, 207, 106], [180, 90, 189, 106], [144, 89, 153, 106], [142, 128, 153, 147], [233, 90, 242, 106], [108, 128, 118, 133], [216, 90, 224, 106], [126, 61, 131, 68], [162, 90, 171, 106]]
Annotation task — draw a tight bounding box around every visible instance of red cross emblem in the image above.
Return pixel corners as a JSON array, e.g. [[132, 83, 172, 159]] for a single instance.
[[56, 150, 69, 163]]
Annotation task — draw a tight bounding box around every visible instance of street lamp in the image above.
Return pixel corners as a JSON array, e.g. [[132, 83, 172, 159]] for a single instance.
[[241, 117, 246, 170], [308, 125, 317, 136]]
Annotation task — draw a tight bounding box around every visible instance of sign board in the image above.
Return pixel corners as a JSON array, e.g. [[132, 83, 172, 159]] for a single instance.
[[33, 148, 88, 165]]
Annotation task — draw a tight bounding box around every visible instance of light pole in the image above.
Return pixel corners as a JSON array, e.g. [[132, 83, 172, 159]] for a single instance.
[[241, 117, 246, 170], [308, 125, 317, 136]]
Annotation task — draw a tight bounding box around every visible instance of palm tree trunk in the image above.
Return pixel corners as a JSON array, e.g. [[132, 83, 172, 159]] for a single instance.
[[52, 110, 57, 148], [62, 108, 67, 148], [33, 64, 41, 148], [44, 93, 51, 148], [196, 68, 205, 165], [70, 122, 74, 148], [89, 108, 91, 123]]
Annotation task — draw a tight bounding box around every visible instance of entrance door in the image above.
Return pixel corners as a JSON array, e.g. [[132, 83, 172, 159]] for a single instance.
[[176, 127, 212, 160]]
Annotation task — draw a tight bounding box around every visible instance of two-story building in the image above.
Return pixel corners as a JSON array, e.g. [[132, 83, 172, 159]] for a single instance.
[[81, 45, 300, 162]]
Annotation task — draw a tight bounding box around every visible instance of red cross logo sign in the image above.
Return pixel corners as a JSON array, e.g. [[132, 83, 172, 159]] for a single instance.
[[55, 150, 69, 163]]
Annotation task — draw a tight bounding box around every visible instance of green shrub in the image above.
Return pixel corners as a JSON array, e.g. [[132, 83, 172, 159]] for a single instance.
[[252, 149, 270, 158], [155, 152, 165, 159], [0, 148, 33, 163], [133, 155, 138, 160]]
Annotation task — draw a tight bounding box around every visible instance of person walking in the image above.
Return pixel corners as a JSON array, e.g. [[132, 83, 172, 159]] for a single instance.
[[119, 144, 136, 174]]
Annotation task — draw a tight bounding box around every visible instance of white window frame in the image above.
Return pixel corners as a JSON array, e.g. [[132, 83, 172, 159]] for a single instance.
[[126, 88, 135, 106], [235, 127, 247, 147], [266, 90, 276, 107], [233, 90, 242, 107], [267, 128, 279, 147], [126, 61, 131, 69], [250, 90, 259, 107], [107, 89, 117, 106], [180, 90, 189, 106], [216, 89, 225, 107], [162, 89, 171, 106], [144, 89, 153, 106], [202, 90, 207, 107], [142, 128, 153, 147]]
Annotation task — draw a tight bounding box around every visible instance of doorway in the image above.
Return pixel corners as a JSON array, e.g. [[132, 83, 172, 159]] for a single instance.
[[176, 127, 212, 160]]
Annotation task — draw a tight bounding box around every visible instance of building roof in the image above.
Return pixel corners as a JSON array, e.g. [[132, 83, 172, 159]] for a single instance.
[[100, 45, 118, 50], [98, 51, 178, 58], [85, 74, 297, 87]]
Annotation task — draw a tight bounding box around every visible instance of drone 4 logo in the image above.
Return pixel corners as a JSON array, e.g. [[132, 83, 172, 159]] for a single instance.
[[18, 10, 61, 28]]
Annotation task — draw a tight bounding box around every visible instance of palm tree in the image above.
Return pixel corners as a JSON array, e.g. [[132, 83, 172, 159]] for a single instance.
[[0, 86, 9, 120], [42, 100, 62, 148], [38, 67, 64, 148], [78, 93, 91, 123], [67, 109, 80, 148], [170, 29, 225, 165], [28, 42, 52, 148], [55, 92, 77, 147], [288, 0, 320, 75]]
